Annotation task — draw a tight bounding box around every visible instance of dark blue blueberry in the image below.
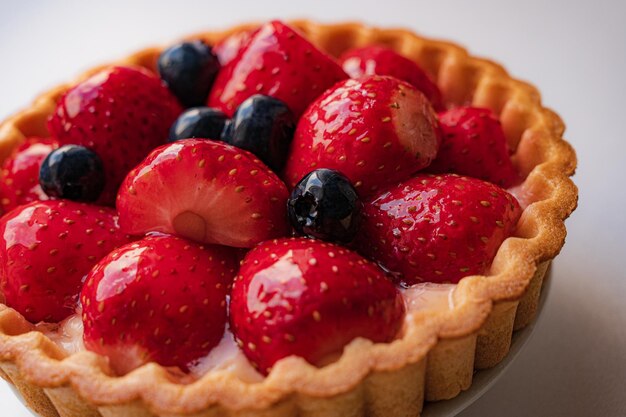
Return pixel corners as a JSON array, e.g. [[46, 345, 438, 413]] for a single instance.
[[39, 145, 105, 202], [158, 40, 220, 107], [222, 95, 295, 172], [288, 169, 361, 243], [169, 107, 229, 142]]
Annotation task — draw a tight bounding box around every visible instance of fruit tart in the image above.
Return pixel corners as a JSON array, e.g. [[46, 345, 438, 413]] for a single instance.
[[0, 20, 577, 417]]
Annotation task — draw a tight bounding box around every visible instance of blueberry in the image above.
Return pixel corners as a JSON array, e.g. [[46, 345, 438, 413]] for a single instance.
[[39, 145, 105, 202], [288, 169, 361, 243], [169, 107, 229, 142], [158, 40, 220, 107], [222, 95, 295, 172]]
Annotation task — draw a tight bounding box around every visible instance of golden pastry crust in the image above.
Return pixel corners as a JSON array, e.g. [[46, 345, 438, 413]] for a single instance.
[[0, 21, 577, 417]]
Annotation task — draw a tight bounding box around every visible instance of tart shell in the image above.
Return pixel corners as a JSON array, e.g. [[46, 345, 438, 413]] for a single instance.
[[0, 20, 577, 417]]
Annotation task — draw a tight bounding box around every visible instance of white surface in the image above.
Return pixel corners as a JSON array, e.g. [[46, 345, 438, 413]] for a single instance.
[[0, 1, 624, 416]]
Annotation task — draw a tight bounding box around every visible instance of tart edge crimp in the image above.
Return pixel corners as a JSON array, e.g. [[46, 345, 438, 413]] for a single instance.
[[0, 20, 577, 417]]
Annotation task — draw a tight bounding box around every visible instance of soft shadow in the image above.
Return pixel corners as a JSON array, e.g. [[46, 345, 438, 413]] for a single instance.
[[458, 260, 626, 417]]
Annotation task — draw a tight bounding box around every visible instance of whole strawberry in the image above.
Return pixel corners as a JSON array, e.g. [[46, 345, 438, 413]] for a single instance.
[[428, 107, 520, 188], [284, 75, 440, 195], [340, 45, 443, 110], [230, 237, 405, 374], [208, 20, 347, 117], [81, 234, 236, 374], [117, 139, 289, 248], [355, 174, 521, 285], [213, 29, 253, 66], [0, 137, 59, 212], [48, 66, 182, 204], [0, 200, 133, 322]]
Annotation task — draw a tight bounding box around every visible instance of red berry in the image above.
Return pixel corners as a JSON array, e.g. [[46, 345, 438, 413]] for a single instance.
[[230, 237, 405, 374], [213, 29, 253, 66], [48, 66, 182, 204], [340, 45, 443, 110], [81, 234, 237, 374], [208, 21, 347, 117], [0, 137, 59, 212], [355, 174, 522, 285], [117, 139, 289, 248], [284, 75, 440, 195], [428, 107, 520, 188], [0, 200, 133, 323]]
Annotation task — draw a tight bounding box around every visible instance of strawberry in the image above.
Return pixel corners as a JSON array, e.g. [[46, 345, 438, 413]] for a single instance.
[[0, 200, 133, 323], [0, 137, 59, 212], [339, 45, 444, 110], [284, 75, 441, 195], [48, 66, 182, 204], [229, 237, 405, 374], [81, 234, 237, 374], [208, 20, 347, 118], [355, 174, 522, 285], [116, 139, 289, 248], [213, 29, 253, 66], [428, 107, 520, 188]]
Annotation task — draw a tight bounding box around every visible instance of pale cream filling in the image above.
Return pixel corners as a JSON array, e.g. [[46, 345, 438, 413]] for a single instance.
[[401, 282, 456, 313], [37, 314, 85, 355], [508, 184, 530, 210], [38, 283, 456, 382], [188, 325, 262, 382]]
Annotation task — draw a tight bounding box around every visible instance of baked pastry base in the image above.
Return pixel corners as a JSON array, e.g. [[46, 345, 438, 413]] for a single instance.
[[0, 21, 577, 417]]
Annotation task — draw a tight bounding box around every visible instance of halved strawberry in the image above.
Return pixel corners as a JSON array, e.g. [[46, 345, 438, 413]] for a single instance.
[[208, 20, 347, 117], [0, 200, 133, 323], [230, 237, 405, 374], [81, 234, 237, 374], [0, 137, 59, 212], [339, 45, 444, 110], [117, 139, 289, 248], [284, 75, 440, 195], [48, 66, 182, 204], [428, 107, 521, 187], [355, 174, 522, 285]]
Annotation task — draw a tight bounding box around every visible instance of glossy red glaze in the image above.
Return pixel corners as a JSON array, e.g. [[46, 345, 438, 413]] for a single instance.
[[0, 200, 133, 323], [117, 139, 289, 248], [356, 174, 522, 285], [340, 45, 444, 110], [428, 107, 521, 188], [213, 29, 254, 66], [48, 66, 182, 205], [0, 137, 59, 212], [208, 21, 347, 117], [284, 75, 440, 195], [81, 234, 237, 374], [229, 237, 405, 374]]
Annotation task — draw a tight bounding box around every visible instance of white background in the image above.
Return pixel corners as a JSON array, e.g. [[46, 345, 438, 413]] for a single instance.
[[0, 0, 624, 416]]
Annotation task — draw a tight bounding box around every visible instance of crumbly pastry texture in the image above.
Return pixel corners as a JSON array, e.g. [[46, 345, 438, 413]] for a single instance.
[[0, 20, 577, 417]]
